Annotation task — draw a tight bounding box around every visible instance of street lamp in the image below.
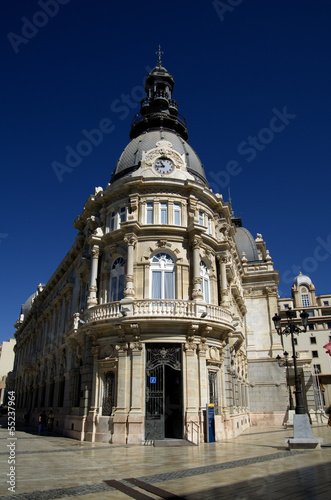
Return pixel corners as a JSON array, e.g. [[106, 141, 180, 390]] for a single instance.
[[276, 351, 295, 411], [272, 308, 309, 415]]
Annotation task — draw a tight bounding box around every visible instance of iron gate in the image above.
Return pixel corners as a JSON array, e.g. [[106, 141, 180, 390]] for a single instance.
[[145, 344, 182, 440]]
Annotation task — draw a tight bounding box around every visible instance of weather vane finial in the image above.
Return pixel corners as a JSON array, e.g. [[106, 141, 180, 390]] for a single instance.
[[156, 44, 164, 66]]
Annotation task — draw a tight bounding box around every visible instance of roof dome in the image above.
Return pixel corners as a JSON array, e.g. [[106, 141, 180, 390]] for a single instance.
[[21, 292, 37, 317], [293, 272, 312, 287], [234, 227, 260, 262], [110, 130, 208, 185]]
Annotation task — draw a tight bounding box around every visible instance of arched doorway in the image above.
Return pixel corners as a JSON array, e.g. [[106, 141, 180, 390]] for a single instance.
[[145, 344, 182, 440]]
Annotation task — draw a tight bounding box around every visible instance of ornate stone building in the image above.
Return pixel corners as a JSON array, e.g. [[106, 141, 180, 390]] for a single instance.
[[12, 55, 287, 444], [278, 273, 331, 411]]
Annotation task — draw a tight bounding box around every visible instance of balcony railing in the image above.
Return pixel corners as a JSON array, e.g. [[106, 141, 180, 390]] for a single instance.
[[84, 300, 233, 325]]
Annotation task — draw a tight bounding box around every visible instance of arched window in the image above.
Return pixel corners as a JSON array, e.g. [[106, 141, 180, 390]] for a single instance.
[[110, 257, 125, 302], [200, 260, 210, 303], [150, 253, 175, 299], [301, 286, 310, 307]]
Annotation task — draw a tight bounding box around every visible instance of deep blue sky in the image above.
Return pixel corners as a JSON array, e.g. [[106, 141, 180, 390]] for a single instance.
[[1, 0, 330, 344]]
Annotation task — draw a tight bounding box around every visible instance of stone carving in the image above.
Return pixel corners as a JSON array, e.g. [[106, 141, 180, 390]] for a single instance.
[[143, 140, 185, 170]]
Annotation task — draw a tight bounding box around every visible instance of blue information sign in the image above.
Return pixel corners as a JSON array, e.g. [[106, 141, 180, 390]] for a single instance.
[[206, 404, 215, 443], [150, 377, 156, 384]]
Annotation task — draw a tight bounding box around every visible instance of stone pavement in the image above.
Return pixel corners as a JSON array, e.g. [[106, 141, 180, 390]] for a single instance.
[[0, 419, 331, 499]]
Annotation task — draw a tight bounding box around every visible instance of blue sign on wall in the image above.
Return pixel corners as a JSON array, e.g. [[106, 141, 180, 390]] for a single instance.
[[206, 404, 215, 443], [150, 377, 157, 384]]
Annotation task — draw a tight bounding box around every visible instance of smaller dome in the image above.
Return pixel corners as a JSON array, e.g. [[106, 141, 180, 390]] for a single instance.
[[234, 227, 260, 262], [21, 292, 37, 317], [293, 272, 312, 287]]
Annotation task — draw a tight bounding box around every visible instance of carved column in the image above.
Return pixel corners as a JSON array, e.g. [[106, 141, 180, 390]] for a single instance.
[[87, 245, 99, 308], [112, 342, 130, 444], [85, 345, 100, 443], [219, 255, 230, 306], [184, 325, 200, 436], [219, 343, 230, 420], [197, 336, 208, 411], [191, 237, 203, 300], [127, 333, 144, 444], [123, 234, 137, 298]]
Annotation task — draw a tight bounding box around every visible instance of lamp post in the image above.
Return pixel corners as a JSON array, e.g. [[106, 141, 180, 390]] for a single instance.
[[276, 351, 295, 411], [272, 308, 309, 415]]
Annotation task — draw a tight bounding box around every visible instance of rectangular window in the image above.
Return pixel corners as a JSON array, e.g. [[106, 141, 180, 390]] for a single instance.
[[111, 277, 117, 302], [310, 337, 316, 344], [174, 203, 181, 225], [160, 202, 168, 224], [312, 351, 318, 358], [302, 294, 310, 307], [313, 364, 321, 373], [146, 202, 154, 224], [328, 323, 331, 329], [307, 310, 315, 317], [293, 338, 297, 345], [199, 211, 204, 225], [207, 217, 212, 235], [202, 278, 210, 303], [164, 272, 174, 299], [118, 275, 125, 301], [309, 324, 314, 331], [119, 207, 126, 224], [152, 271, 162, 299], [323, 301, 329, 306], [110, 211, 116, 231], [284, 304, 289, 310]]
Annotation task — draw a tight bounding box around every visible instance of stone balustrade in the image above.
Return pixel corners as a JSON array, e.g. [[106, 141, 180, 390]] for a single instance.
[[84, 300, 233, 325]]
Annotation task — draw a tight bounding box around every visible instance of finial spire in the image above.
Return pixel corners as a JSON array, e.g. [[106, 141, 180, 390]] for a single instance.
[[156, 44, 164, 66]]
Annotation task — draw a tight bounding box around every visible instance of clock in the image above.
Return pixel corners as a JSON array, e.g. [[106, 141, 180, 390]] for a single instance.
[[154, 158, 174, 174]]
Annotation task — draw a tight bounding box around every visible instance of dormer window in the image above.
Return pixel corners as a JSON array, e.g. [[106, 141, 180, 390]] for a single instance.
[[301, 287, 310, 307]]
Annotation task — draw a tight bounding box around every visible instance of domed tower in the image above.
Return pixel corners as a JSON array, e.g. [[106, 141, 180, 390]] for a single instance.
[[72, 51, 250, 444], [14, 52, 267, 446], [292, 272, 316, 308], [129, 47, 188, 142], [110, 49, 208, 187]]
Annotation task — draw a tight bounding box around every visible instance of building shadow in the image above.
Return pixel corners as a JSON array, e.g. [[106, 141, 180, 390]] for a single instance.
[[181, 461, 331, 500]]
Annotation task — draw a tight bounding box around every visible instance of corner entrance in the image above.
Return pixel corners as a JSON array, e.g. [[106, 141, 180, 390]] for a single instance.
[[145, 344, 182, 441]]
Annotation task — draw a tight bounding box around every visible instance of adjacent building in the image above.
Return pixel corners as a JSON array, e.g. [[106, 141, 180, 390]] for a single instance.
[[278, 273, 331, 411], [0, 338, 16, 404]]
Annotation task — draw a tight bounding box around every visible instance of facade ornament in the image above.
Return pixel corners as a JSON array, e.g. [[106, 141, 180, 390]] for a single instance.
[[143, 140, 185, 170], [190, 236, 202, 249], [115, 343, 129, 354], [184, 324, 199, 351], [197, 336, 208, 354], [156, 239, 171, 248], [124, 234, 138, 248]]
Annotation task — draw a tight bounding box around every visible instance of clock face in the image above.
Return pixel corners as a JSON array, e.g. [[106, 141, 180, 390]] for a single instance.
[[154, 158, 174, 174]]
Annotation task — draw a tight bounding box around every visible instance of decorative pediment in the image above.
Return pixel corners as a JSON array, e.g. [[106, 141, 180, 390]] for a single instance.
[[142, 140, 185, 170]]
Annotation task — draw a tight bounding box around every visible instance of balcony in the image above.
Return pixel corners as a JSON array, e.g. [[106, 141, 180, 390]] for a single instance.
[[84, 300, 233, 328]]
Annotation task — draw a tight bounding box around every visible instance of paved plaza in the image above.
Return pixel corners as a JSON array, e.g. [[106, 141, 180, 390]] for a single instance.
[[0, 419, 331, 499]]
